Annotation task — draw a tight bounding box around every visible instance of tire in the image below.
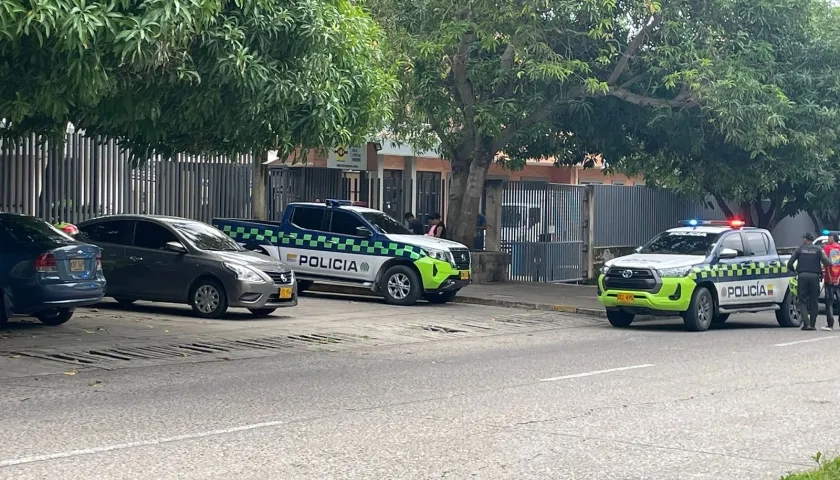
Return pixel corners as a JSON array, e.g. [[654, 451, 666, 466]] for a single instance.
[[712, 313, 730, 324], [189, 278, 229, 319], [606, 309, 635, 327], [380, 265, 422, 306], [114, 297, 136, 305], [425, 291, 458, 304], [248, 308, 277, 317], [683, 286, 714, 331], [35, 308, 73, 326], [297, 280, 313, 293], [776, 290, 801, 328]]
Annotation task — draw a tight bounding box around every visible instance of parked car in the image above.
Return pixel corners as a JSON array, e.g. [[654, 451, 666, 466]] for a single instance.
[[0, 213, 105, 327], [76, 215, 297, 318], [213, 200, 472, 306]]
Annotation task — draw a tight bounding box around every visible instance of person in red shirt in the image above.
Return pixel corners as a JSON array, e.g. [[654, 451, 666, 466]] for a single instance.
[[823, 234, 840, 330]]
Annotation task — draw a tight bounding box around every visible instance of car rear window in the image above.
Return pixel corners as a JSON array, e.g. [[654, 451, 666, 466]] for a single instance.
[[1, 216, 76, 245]]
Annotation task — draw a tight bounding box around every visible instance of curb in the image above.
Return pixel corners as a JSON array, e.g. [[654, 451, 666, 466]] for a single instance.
[[306, 284, 607, 318]]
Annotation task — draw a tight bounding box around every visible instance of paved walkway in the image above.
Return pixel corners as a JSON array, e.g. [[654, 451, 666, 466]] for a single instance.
[[456, 282, 602, 315], [309, 281, 603, 316]]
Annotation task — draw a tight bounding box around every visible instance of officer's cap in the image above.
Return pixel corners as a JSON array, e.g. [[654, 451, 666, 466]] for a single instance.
[[803, 232, 815, 241]]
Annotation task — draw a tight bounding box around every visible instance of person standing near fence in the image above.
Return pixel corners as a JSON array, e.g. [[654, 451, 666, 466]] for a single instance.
[[404, 212, 425, 235], [426, 213, 446, 239], [787, 232, 831, 330], [822, 234, 840, 331]]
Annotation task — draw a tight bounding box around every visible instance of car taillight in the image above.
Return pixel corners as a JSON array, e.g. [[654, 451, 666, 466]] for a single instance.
[[34, 253, 58, 273], [96, 252, 102, 271]]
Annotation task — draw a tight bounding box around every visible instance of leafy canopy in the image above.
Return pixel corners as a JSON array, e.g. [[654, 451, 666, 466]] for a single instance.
[[1, 0, 395, 158]]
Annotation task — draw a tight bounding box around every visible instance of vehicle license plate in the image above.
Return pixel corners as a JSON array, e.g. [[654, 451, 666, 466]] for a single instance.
[[617, 293, 634, 303], [70, 259, 85, 272], [460, 271, 469, 280], [279, 287, 293, 299]]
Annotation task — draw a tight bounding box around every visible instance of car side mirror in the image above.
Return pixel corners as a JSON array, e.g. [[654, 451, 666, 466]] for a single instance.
[[165, 241, 187, 254], [356, 226, 372, 237], [634, 246, 642, 253], [719, 248, 738, 259]]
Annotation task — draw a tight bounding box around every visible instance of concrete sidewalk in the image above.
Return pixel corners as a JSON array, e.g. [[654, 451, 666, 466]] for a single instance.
[[309, 281, 604, 317], [455, 282, 602, 315]]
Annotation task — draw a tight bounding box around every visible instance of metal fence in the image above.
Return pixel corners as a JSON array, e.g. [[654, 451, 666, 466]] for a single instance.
[[592, 185, 725, 247], [0, 132, 253, 224], [501, 181, 587, 282]]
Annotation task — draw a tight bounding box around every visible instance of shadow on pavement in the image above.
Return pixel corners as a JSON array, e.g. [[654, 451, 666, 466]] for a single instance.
[[93, 302, 292, 322], [627, 320, 783, 332]]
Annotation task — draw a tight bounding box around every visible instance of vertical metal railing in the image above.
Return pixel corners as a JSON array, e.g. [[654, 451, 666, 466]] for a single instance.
[[0, 132, 253, 224]]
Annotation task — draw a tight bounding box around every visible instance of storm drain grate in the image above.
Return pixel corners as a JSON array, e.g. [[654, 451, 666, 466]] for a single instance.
[[1, 332, 371, 367]]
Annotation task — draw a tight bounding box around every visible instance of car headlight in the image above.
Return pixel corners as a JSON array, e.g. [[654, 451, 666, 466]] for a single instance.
[[600, 265, 610, 275], [424, 248, 451, 263], [657, 266, 693, 278], [224, 263, 265, 283]]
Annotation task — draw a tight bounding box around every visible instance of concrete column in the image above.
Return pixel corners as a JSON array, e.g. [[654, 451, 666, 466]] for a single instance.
[[484, 180, 504, 252], [363, 143, 384, 210], [584, 184, 596, 279]]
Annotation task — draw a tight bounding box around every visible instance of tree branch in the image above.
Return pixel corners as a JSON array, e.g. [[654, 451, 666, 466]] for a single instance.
[[427, 118, 456, 159], [491, 44, 516, 98], [713, 193, 735, 219], [608, 87, 696, 108], [450, 32, 478, 138], [607, 14, 663, 85]]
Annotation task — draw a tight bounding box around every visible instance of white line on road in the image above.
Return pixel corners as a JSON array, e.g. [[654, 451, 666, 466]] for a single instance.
[[774, 336, 838, 347], [539, 364, 655, 382], [0, 420, 287, 468]]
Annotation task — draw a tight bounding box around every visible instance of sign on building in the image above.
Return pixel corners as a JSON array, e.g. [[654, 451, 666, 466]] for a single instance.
[[327, 145, 367, 170]]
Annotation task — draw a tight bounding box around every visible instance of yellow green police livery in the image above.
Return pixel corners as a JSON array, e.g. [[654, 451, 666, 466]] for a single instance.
[[213, 200, 472, 306], [597, 220, 799, 331]]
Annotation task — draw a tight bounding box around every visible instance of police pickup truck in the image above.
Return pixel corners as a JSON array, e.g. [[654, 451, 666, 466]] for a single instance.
[[597, 220, 798, 331], [212, 200, 472, 306]]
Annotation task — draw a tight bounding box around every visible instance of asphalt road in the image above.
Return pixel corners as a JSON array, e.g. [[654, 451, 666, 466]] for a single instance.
[[1, 300, 838, 480]]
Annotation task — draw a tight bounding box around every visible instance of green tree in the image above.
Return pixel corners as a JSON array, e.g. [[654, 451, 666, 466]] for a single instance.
[[2, 0, 395, 219], [371, 0, 838, 246], [612, 0, 840, 231]]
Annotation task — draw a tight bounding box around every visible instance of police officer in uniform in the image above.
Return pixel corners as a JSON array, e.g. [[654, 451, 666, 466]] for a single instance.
[[787, 232, 831, 330]]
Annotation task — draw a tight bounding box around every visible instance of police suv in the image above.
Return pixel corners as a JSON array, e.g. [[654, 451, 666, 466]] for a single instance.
[[597, 220, 798, 331], [213, 200, 472, 306]]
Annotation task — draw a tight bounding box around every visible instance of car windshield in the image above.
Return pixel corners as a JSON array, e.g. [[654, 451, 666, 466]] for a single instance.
[[1, 216, 76, 245], [639, 231, 721, 256], [361, 211, 411, 235], [171, 221, 243, 251]]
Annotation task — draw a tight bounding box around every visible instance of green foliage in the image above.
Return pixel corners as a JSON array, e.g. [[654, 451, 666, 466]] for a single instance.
[[609, 0, 840, 230], [371, 0, 840, 244], [781, 452, 840, 480], [0, 0, 396, 159]]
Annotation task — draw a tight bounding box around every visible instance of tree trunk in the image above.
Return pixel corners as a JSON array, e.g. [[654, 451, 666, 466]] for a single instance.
[[251, 151, 268, 220], [807, 210, 821, 232], [447, 153, 491, 248]]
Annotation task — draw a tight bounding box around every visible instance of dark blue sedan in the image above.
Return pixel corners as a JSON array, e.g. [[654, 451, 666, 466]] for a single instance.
[[1, 213, 106, 326]]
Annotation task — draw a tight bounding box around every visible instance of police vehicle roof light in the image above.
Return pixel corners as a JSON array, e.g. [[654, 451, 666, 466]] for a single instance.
[[325, 199, 352, 207], [823, 229, 831, 235], [679, 219, 745, 228]]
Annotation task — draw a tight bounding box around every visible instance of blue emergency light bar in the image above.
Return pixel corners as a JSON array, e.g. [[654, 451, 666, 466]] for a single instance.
[[823, 229, 831, 235], [325, 199, 352, 207], [680, 219, 746, 228]]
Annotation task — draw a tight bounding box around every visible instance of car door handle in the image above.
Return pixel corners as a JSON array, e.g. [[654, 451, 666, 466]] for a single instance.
[[768, 261, 780, 266], [129, 256, 143, 262]]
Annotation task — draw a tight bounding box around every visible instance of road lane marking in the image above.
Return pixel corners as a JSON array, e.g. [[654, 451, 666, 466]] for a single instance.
[[539, 364, 654, 382], [0, 420, 287, 468], [774, 336, 838, 347]]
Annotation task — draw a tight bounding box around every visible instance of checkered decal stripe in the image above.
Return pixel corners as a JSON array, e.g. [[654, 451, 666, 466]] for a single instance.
[[688, 262, 793, 281], [216, 224, 427, 260]]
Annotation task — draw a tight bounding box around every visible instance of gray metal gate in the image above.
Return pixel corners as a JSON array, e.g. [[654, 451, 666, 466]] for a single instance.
[[501, 182, 586, 282]]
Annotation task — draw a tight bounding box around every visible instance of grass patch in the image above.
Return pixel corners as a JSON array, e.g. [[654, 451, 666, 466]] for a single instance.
[[782, 453, 840, 479]]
